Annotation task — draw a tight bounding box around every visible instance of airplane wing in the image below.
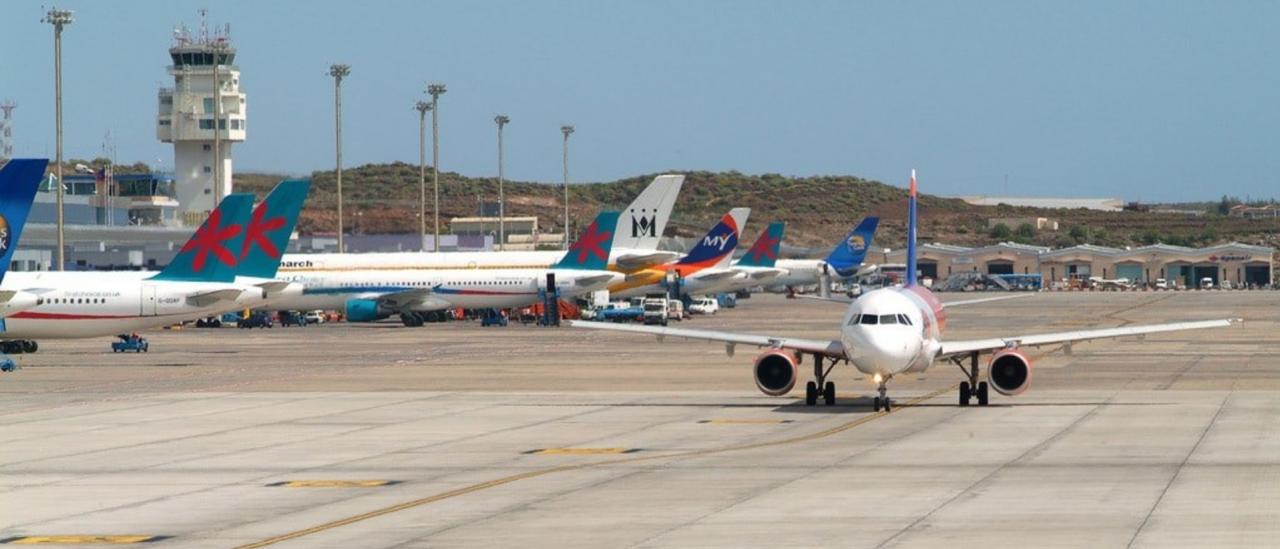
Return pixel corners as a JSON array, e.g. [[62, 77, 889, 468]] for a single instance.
[[939, 318, 1241, 358], [572, 273, 617, 287], [570, 320, 845, 357], [255, 280, 293, 294], [744, 267, 786, 280], [941, 293, 1036, 308], [375, 288, 453, 310], [794, 294, 852, 304], [186, 288, 245, 308], [614, 251, 681, 271], [687, 268, 741, 282]]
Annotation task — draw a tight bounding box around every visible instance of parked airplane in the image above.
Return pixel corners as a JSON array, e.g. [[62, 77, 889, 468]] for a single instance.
[[768, 216, 880, 291], [0, 194, 266, 343], [0, 160, 51, 324], [609, 208, 750, 299], [572, 171, 1238, 409], [272, 211, 626, 325], [274, 174, 685, 274], [696, 221, 787, 296]]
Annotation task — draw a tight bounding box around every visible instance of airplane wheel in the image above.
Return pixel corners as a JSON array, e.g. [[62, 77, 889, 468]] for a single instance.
[[977, 382, 990, 406], [823, 381, 836, 406], [873, 396, 881, 412], [805, 381, 818, 406], [883, 398, 892, 412], [959, 381, 971, 407]]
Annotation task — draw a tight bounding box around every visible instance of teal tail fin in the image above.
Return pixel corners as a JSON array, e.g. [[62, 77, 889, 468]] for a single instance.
[[737, 222, 785, 268], [151, 194, 255, 282], [556, 211, 621, 270], [238, 179, 310, 278]]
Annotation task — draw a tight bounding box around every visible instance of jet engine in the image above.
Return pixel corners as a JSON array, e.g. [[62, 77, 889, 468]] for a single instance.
[[753, 350, 798, 396], [345, 299, 390, 322], [988, 348, 1032, 396]]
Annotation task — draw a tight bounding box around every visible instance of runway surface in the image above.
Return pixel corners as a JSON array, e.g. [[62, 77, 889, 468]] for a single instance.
[[1, 292, 1277, 547]]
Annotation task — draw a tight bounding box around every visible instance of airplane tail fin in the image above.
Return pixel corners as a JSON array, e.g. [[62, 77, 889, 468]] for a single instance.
[[906, 169, 918, 286], [676, 207, 750, 269], [151, 194, 255, 282], [824, 216, 879, 277], [237, 179, 311, 278], [737, 221, 785, 268], [612, 174, 684, 251], [556, 211, 621, 270], [0, 159, 48, 284]]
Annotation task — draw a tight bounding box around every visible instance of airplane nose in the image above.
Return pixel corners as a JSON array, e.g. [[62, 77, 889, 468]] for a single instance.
[[859, 331, 920, 373]]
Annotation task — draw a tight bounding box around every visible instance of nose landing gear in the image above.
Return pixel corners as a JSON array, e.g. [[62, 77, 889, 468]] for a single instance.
[[873, 376, 892, 412]]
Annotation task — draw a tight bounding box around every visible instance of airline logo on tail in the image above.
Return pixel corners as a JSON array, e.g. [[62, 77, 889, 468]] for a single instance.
[[0, 159, 48, 283], [825, 216, 879, 277], [677, 209, 746, 269], [612, 174, 684, 251], [557, 211, 621, 271], [238, 179, 311, 278], [151, 194, 254, 282], [738, 222, 785, 268], [630, 209, 656, 238]]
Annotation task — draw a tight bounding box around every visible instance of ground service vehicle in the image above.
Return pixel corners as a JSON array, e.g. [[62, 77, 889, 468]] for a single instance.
[[643, 296, 670, 326], [111, 334, 149, 353]]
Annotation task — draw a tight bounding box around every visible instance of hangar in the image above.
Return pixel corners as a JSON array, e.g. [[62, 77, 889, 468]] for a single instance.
[[883, 242, 1274, 288]]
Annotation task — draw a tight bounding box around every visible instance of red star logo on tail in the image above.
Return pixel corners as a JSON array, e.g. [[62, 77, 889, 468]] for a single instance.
[[569, 221, 612, 264], [180, 209, 242, 271], [240, 203, 287, 259], [748, 232, 780, 262]]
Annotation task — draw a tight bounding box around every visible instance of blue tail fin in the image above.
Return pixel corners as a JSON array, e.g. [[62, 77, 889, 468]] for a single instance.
[[737, 222, 785, 268], [151, 194, 255, 282], [677, 207, 749, 269], [824, 216, 879, 277], [238, 179, 310, 278], [906, 169, 918, 286], [556, 211, 621, 270], [0, 159, 48, 283]]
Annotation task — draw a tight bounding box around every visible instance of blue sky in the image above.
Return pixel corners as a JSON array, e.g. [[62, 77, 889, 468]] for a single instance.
[[2, 0, 1276, 201]]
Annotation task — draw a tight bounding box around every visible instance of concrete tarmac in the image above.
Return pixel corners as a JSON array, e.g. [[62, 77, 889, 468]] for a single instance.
[[0, 292, 1277, 547]]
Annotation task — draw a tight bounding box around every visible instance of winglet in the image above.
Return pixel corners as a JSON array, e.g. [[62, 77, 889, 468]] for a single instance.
[[824, 216, 878, 277], [0, 159, 48, 284], [906, 169, 918, 286], [237, 179, 311, 278], [151, 194, 255, 282], [737, 222, 785, 268], [556, 211, 621, 270]]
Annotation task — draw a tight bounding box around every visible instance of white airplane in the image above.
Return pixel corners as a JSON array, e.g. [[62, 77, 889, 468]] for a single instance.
[[0, 194, 273, 345], [274, 174, 685, 274], [572, 171, 1240, 410], [0, 159, 53, 329], [271, 212, 626, 325], [766, 216, 880, 292], [609, 208, 750, 299]]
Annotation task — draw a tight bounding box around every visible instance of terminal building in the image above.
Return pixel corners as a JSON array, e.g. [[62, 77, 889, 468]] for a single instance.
[[885, 242, 1274, 288]]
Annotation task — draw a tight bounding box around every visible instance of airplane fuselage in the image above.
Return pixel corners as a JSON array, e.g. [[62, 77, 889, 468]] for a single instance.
[[838, 286, 947, 377]]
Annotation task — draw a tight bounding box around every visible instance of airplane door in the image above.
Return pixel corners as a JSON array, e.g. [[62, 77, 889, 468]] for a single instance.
[[142, 285, 157, 316]]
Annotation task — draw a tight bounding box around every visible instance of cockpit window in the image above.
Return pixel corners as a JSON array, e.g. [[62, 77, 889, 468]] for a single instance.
[[848, 314, 861, 326], [879, 314, 898, 325], [860, 314, 878, 325], [898, 314, 912, 325]]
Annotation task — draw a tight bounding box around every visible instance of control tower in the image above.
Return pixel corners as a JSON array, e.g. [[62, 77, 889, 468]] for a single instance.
[[156, 16, 246, 224]]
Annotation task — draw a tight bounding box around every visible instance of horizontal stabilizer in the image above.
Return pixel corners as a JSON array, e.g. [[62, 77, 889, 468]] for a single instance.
[[255, 280, 293, 294], [614, 251, 681, 271], [573, 273, 617, 287], [186, 288, 244, 308]]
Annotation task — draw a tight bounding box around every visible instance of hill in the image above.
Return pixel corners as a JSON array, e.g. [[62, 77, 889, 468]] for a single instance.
[[232, 163, 1280, 254]]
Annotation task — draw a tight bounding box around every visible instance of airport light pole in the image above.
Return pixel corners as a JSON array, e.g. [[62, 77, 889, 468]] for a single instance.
[[427, 83, 446, 252], [415, 101, 432, 251], [494, 115, 509, 251], [561, 125, 574, 249], [44, 7, 72, 271], [329, 64, 350, 253], [210, 40, 230, 207]]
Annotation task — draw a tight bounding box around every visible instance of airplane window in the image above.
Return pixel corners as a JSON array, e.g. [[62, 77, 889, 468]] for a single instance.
[[860, 315, 878, 325], [898, 314, 911, 325], [880, 314, 898, 325], [847, 314, 860, 325]]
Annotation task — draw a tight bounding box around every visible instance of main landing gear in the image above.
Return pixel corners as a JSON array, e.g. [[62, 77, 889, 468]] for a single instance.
[[804, 354, 837, 406], [952, 352, 990, 407], [0, 340, 37, 355]]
